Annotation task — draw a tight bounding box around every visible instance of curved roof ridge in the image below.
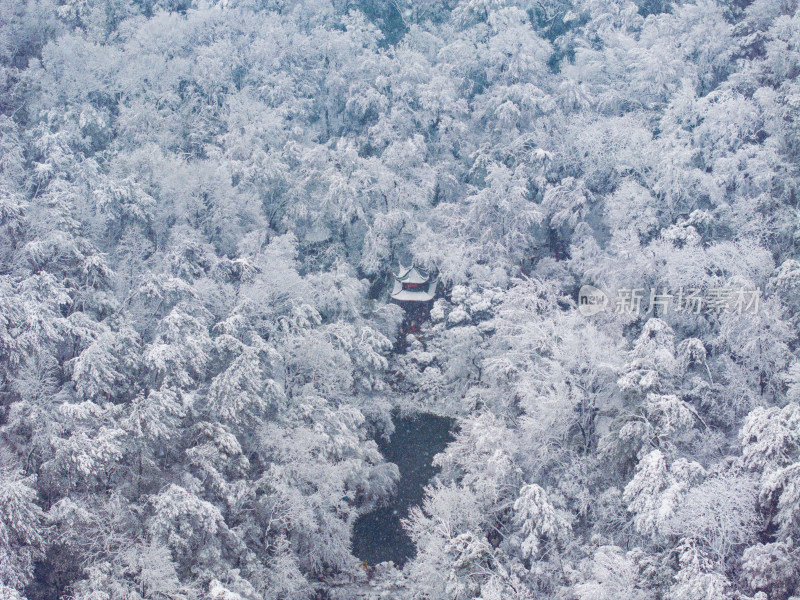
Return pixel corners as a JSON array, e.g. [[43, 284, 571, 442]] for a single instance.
[[395, 264, 430, 284]]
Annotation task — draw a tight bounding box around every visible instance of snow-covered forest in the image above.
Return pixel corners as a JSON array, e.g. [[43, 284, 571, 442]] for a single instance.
[[1, 0, 800, 598]]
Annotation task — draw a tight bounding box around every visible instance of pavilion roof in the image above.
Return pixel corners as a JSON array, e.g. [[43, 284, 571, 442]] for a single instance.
[[395, 265, 430, 285], [391, 267, 438, 302]]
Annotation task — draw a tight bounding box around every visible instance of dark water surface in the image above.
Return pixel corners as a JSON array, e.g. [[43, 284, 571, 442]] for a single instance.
[[351, 413, 454, 566]]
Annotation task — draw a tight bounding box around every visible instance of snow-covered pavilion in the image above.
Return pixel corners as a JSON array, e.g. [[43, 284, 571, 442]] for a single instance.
[[390, 265, 438, 303]]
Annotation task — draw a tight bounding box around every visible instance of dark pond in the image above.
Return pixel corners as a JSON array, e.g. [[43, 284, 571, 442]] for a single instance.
[[351, 413, 454, 566]]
